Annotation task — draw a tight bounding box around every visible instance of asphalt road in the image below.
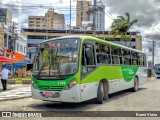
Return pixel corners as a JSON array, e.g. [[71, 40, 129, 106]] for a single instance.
[[0, 78, 160, 119]]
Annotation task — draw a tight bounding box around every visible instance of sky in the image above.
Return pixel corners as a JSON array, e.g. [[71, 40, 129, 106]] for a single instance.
[[1, 0, 160, 63]]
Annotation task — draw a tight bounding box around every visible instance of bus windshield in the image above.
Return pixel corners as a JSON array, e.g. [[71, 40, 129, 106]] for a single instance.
[[32, 38, 80, 79]]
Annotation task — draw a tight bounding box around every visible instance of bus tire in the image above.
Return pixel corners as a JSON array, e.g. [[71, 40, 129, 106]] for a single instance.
[[132, 77, 139, 92], [103, 81, 109, 100], [95, 82, 104, 104]]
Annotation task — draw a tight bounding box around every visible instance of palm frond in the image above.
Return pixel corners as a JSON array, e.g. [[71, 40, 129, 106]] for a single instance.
[[125, 12, 130, 22], [113, 31, 120, 38], [108, 12, 138, 43], [130, 19, 138, 27]]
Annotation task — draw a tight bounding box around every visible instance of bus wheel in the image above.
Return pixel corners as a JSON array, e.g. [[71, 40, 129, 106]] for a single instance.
[[95, 82, 104, 104], [132, 77, 139, 92], [103, 82, 109, 100]]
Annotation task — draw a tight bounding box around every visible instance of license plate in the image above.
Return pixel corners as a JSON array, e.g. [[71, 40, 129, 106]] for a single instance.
[[44, 92, 53, 97]]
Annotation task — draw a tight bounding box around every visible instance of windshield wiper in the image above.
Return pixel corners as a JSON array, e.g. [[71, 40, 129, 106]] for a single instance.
[[54, 48, 63, 79], [37, 62, 46, 78]]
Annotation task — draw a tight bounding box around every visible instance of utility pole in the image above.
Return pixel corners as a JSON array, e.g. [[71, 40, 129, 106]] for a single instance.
[[70, 0, 71, 34], [0, 16, 5, 49], [81, 0, 83, 28], [92, 0, 96, 36], [9, 22, 17, 58], [152, 40, 155, 68]]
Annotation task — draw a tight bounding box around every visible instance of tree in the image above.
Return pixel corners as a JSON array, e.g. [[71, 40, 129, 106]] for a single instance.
[[108, 13, 138, 45]]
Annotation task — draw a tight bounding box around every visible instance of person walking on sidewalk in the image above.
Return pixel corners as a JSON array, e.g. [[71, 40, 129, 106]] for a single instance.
[[0, 64, 10, 90]]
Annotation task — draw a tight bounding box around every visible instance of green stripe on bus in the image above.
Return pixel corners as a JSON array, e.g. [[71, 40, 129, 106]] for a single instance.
[[121, 66, 139, 82], [32, 76, 75, 90]]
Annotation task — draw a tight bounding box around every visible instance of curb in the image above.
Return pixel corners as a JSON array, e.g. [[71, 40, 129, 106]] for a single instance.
[[0, 95, 32, 102], [7, 80, 32, 84]]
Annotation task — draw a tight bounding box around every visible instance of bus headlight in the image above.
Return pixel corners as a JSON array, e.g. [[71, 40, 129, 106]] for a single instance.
[[65, 79, 77, 90]]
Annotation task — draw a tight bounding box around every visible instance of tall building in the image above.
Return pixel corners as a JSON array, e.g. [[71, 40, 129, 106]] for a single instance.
[[76, 1, 105, 31], [89, 3, 105, 31], [28, 8, 65, 29], [0, 9, 12, 26], [76, 0, 92, 28]]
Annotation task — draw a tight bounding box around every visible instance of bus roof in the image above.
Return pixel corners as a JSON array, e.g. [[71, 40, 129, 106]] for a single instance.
[[42, 35, 144, 54]]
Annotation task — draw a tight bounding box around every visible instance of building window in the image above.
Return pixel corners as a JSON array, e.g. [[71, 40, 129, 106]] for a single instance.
[[29, 18, 35, 20], [29, 21, 34, 23], [20, 45, 23, 52], [17, 43, 19, 51], [29, 24, 34, 26], [42, 18, 46, 21], [36, 18, 41, 20], [4, 34, 7, 47], [24, 46, 26, 54]]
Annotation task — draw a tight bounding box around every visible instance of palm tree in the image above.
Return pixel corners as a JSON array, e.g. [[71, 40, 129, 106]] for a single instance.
[[108, 13, 138, 45]]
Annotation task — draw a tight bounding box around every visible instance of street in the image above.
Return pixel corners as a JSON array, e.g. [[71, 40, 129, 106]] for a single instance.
[[0, 78, 159, 112]]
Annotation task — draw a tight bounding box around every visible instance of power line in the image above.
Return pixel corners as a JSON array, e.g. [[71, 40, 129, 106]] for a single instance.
[[0, 2, 93, 9]]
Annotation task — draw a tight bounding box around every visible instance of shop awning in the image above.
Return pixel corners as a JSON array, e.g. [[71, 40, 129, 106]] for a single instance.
[[0, 56, 18, 63], [13, 61, 26, 70]]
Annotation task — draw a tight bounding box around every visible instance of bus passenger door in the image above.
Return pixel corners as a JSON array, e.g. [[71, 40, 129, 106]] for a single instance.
[[80, 43, 97, 101]]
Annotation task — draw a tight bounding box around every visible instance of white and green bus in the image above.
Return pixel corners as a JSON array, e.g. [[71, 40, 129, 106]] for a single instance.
[[31, 36, 147, 104]]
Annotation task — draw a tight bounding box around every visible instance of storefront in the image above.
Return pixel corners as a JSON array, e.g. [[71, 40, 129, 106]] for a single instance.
[[0, 48, 25, 77]]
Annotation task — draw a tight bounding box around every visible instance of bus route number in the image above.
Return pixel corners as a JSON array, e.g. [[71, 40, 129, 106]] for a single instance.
[[58, 81, 66, 85]]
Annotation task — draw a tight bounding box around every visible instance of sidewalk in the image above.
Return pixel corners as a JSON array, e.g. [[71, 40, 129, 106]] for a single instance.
[[7, 78, 32, 84], [147, 77, 156, 81], [0, 84, 31, 101]]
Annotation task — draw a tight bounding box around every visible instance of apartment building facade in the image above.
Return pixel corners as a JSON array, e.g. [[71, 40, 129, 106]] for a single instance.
[[0, 9, 12, 26], [28, 8, 65, 29], [76, 1, 105, 31], [89, 3, 105, 31], [76, 0, 92, 28]]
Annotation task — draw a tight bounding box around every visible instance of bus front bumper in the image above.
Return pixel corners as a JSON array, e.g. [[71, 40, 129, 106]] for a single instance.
[[31, 84, 81, 103], [155, 74, 160, 78]]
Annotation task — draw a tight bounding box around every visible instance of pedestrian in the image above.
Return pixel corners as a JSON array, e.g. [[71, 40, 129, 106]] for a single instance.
[[0, 64, 10, 91]]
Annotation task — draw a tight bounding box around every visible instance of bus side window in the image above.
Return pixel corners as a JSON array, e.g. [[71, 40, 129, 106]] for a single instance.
[[131, 51, 138, 65], [81, 44, 96, 77], [123, 49, 131, 65], [96, 43, 111, 64], [143, 54, 147, 66], [85, 46, 95, 65], [82, 46, 86, 65], [82, 44, 95, 65], [111, 46, 122, 65], [138, 53, 143, 66]]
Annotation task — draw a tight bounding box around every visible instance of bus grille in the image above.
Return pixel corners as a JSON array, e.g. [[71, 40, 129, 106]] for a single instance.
[[38, 85, 64, 91]]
